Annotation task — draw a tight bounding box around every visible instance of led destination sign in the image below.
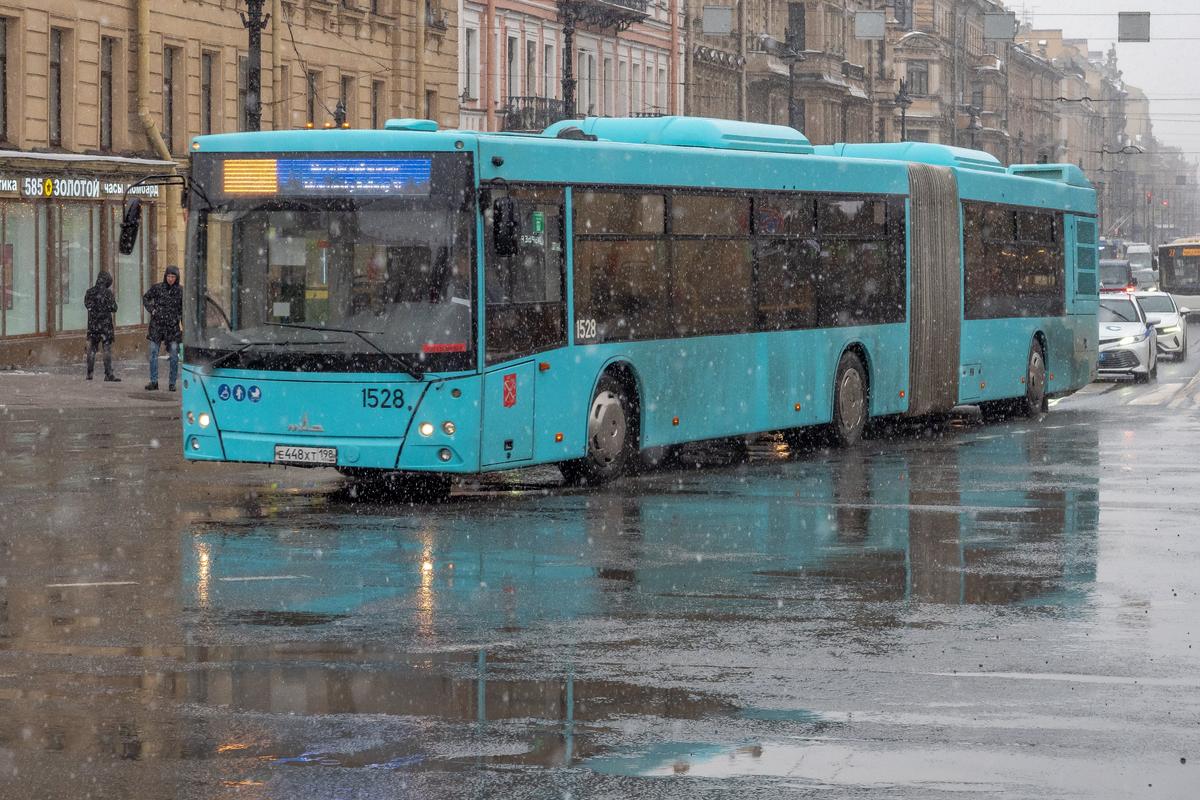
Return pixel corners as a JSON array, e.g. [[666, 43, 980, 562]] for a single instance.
[[222, 158, 433, 196]]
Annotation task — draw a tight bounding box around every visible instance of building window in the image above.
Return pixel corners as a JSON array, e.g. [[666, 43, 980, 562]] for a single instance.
[[49, 29, 65, 146], [530, 40, 540, 95], [237, 56, 249, 130], [201, 51, 216, 135], [463, 28, 478, 99], [507, 36, 518, 99], [0, 19, 8, 143], [603, 58, 614, 114], [100, 37, 116, 150], [425, 89, 437, 122], [907, 61, 929, 95], [617, 60, 627, 115], [645, 65, 654, 111], [787, 3, 806, 51], [163, 45, 179, 151], [340, 74, 355, 124], [544, 44, 555, 98], [306, 70, 320, 124], [371, 80, 385, 128]]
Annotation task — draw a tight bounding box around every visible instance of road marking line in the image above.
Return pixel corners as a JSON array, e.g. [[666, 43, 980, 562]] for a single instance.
[[1128, 382, 1184, 405], [931, 671, 1200, 688], [217, 575, 307, 582], [45, 581, 138, 588]]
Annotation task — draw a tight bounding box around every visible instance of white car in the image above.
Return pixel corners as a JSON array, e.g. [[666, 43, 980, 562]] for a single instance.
[[1134, 291, 1190, 360], [1098, 294, 1158, 382]]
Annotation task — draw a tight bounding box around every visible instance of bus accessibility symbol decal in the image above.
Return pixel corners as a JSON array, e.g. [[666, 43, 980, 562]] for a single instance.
[[217, 384, 231, 401], [502, 373, 517, 407]]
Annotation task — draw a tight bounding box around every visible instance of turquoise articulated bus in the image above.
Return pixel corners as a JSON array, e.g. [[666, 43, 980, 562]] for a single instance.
[[151, 116, 1097, 494]]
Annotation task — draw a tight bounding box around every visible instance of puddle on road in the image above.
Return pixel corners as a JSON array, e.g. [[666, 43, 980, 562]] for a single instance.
[[0, 648, 740, 774], [585, 737, 1191, 794]]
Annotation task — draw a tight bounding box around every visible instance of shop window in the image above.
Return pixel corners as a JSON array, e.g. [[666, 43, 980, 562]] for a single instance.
[[53, 205, 99, 333], [1, 204, 47, 336]]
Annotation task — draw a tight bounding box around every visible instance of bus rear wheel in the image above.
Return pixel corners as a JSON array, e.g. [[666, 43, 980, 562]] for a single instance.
[[560, 375, 637, 485], [830, 351, 868, 447]]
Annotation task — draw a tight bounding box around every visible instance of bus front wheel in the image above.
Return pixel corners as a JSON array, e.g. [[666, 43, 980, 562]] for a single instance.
[[830, 351, 868, 447], [561, 375, 637, 485], [1019, 341, 1048, 417]]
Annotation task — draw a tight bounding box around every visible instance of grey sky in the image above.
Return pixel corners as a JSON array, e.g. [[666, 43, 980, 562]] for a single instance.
[[1028, 1, 1200, 156]]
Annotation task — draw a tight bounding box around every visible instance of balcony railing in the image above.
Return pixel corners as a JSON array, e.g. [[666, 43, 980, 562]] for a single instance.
[[503, 96, 570, 131]]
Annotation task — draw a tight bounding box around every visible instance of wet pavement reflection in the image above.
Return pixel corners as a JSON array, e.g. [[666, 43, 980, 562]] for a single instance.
[[1, 376, 1198, 798]]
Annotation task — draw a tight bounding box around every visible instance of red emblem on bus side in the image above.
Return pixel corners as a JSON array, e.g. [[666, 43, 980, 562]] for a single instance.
[[502, 373, 517, 407]]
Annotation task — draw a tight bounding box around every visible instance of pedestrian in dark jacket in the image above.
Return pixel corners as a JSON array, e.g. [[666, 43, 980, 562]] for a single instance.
[[84, 271, 120, 382], [142, 265, 183, 391]]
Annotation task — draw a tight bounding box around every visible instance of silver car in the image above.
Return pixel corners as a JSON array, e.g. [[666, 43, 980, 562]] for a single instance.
[[1135, 290, 1190, 360], [1098, 294, 1158, 382]]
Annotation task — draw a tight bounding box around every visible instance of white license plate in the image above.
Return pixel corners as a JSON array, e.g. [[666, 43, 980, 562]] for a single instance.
[[274, 445, 337, 465]]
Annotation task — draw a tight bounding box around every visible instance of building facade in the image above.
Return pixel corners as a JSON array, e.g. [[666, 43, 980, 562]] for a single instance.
[[687, 0, 891, 145], [456, 0, 683, 132], [0, 0, 454, 367]]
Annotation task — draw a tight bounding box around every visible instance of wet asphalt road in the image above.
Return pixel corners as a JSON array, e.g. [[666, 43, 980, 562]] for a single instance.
[[2, 348, 1200, 799]]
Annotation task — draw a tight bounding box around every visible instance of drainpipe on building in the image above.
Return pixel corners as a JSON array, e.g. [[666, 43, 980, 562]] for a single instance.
[[272, 0, 283, 130], [669, 0, 679, 114], [484, 0, 495, 130], [134, 0, 180, 266], [736, 0, 746, 120], [416, 0, 427, 120], [682, 0, 691, 116]]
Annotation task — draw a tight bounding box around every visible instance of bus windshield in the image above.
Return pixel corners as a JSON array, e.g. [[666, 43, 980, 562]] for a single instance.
[[187, 198, 475, 371]]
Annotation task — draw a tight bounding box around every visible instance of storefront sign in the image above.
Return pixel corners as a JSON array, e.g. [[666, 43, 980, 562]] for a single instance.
[[11, 175, 161, 200]]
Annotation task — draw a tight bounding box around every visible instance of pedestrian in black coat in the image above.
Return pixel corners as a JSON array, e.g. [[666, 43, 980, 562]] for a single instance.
[[142, 265, 183, 391], [84, 271, 120, 381]]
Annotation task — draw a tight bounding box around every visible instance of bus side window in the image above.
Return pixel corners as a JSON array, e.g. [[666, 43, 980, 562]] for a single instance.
[[484, 187, 567, 364]]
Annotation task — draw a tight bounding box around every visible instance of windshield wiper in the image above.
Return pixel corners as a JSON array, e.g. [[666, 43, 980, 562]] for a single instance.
[[265, 323, 426, 379], [204, 338, 347, 370]]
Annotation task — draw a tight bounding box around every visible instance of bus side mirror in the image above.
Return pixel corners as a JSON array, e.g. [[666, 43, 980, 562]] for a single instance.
[[118, 199, 142, 255], [492, 196, 520, 257]]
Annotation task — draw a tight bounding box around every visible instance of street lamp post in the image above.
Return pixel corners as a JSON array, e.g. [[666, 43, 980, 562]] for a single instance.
[[895, 78, 912, 142], [239, 0, 270, 132]]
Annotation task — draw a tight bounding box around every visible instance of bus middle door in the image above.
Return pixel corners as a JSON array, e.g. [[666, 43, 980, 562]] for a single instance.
[[480, 187, 567, 467]]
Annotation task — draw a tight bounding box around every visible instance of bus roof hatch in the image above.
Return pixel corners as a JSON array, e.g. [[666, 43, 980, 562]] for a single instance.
[[540, 116, 814, 155], [384, 118, 439, 132]]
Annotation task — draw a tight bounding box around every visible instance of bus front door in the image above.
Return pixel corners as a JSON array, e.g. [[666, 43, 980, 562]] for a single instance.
[[480, 186, 568, 468]]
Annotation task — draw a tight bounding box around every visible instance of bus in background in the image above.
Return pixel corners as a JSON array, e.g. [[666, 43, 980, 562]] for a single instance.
[[119, 116, 1097, 498], [1158, 238, 1200, 313]]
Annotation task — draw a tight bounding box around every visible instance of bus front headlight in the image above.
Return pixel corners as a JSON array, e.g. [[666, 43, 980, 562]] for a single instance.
[[198, 413, 211, 428], [418, 422, 435, 437]]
